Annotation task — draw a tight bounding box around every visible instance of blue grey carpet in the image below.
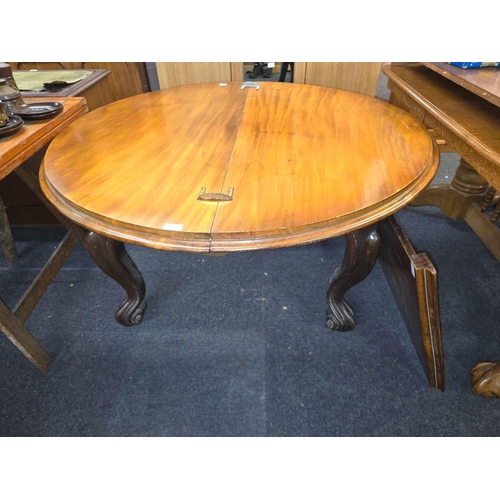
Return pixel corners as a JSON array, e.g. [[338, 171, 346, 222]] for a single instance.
[[0, 206, 499, 436]]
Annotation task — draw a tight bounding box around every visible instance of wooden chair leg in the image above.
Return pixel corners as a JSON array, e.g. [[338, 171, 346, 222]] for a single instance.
[[0, 194, 18, 264], [0, 301, 51, 372]]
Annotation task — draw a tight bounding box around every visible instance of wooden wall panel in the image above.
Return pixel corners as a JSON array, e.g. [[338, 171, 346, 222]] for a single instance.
[[156, 63, 232, 89], [303, 62, 383, 96], [293, 63, 307, 84], [154, 63, 381, 95], [230, 62, 244, 81]]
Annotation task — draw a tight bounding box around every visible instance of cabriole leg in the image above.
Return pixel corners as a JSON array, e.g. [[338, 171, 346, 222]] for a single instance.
[[326, 224, 380, 332], [83, 232, 146, 326]]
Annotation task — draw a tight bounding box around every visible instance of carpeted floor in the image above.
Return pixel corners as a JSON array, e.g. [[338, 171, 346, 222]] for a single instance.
[[0, 152, 499, 436]]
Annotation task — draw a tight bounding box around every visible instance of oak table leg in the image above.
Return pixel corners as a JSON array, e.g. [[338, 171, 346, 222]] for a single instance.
[[471, 361, 500, 398], [326, 224, 380, 332], [83, 232, 147, 327]]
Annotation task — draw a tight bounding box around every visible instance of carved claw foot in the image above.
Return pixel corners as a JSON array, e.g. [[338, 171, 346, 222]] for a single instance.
[[83, 231, 147, 327], [471, 361, 500, 398], [326, 224, 380, 332]]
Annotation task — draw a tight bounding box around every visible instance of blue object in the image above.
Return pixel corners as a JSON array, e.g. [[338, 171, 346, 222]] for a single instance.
[[448, 62, 499, 69]]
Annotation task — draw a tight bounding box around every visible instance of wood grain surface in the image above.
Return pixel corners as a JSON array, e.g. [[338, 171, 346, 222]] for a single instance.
[[40, 82, 439, 252], [297, 62, 382, 97], [382, 63, 500, 189], [379, 216, 445, 390], [0, 97, 88, 181], [421, 62, 500, 108], [156, 63, 232, 89]]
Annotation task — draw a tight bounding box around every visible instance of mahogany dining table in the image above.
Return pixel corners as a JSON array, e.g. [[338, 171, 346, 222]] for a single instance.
[[39, 82, 439, 335]]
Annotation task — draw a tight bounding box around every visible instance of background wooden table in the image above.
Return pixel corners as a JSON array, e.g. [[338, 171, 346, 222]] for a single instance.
[[2, 63, 151, 228], [0, 96, 87, 371], [382, 62, 500, 397], [382, 63, 500, 257]]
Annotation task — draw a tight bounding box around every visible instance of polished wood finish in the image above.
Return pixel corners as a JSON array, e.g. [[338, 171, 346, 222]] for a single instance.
[[326, 224, 380, 332], [14, 160, 85, 240], [0, 97, 87, 371], [42, 84, 247, 251], [383, 63, 500, 262], [388, 91, 455, 153], [382, 63, 500, 189], [0, 98, 86, 238], [41, 82, 439, 254], [0, 62, 143, 227], [0, 97, 88, 180], [379, 216, 445, 390], [156, 63, 232, 88], [471, 361, 500, 398], [421, 62, 500, 108], [0, 148, 61, 227]]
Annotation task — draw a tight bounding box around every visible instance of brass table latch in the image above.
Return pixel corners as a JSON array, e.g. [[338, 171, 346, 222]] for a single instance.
[[198, 187, 234, 202]]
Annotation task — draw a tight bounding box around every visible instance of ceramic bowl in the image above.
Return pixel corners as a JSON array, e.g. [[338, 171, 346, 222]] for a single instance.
[[0, 78, 24, 107]]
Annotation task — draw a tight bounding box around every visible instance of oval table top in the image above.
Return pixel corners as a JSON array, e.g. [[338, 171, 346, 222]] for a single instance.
[[40, 82, 439, 252]]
